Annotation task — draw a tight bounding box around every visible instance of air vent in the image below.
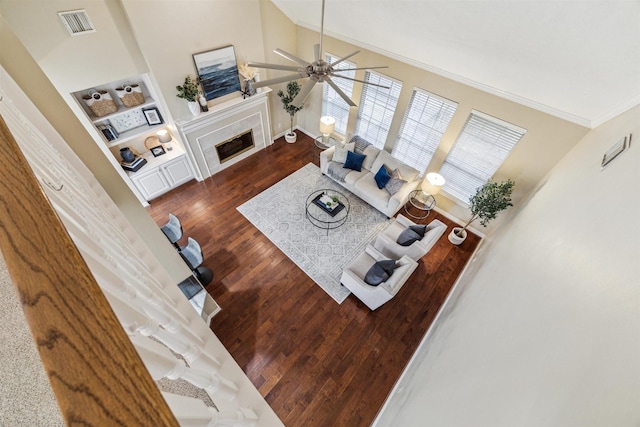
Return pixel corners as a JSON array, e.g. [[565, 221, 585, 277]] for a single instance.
[[58, 9, 95, 36]]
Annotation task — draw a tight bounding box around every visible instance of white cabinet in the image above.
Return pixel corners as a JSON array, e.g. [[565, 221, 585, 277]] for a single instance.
[[129, 150, 194, 201], [163, 155, 193, 187], [131, 167, 170, 200]]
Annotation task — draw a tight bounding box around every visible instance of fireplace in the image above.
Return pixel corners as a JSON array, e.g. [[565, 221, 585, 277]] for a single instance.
[[177, 88, 272, 180], [216, 130, 254, 163]]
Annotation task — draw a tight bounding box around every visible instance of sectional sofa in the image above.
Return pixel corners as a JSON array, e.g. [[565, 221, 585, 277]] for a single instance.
[[319, 135, 421, 217]]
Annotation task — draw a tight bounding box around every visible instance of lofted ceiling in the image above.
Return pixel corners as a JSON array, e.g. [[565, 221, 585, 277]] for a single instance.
[[271, 0, 640, 128]]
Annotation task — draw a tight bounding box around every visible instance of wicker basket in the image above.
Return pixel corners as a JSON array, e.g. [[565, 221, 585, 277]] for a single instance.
[[82, 89, 118, 117], [115, 84, 145, 108]]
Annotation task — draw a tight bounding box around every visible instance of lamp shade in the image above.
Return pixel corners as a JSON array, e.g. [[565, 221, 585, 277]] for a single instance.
[[421, 172, 446, 195], [157, 129, 172, 144], [319, 116, 335, 135]]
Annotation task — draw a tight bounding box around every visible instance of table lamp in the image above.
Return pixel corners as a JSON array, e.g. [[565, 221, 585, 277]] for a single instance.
[[319, 116, 335, 144], [422, 172, 445, 196], [157, 129, 173, 151]]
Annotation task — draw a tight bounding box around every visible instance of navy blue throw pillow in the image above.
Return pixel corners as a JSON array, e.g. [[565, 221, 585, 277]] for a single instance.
[[343, 151, 366, 172], [374, 165, 391, 189]]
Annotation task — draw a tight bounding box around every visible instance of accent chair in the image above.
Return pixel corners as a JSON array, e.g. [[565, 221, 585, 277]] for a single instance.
[[340, 245, 418, 310], [373, 214, 446, 261]]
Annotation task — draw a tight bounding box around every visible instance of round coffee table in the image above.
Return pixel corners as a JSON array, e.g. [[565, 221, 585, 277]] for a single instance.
[[305, 189, 350, 234]]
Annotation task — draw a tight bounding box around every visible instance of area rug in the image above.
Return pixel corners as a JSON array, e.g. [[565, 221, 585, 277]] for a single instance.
[[237, 163, 391, 304]]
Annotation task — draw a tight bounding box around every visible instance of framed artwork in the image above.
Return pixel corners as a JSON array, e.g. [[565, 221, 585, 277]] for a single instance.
[[142, 107, 164, 125], [193, 45, 242, 100], [150, 145, 166, 157]]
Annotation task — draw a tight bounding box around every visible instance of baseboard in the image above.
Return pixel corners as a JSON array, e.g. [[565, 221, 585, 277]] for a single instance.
[[432, 205, 485, 238]]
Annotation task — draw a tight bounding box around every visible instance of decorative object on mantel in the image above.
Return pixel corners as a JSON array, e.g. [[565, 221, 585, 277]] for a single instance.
[[176, 75, 201, 117], [198, 92, 209, 112], [448, 179, 515, 245], [278, 80, 304, 143], [239, 63, 257, 98], [247, 0, 389, 108], [193, 45, 242, 101]]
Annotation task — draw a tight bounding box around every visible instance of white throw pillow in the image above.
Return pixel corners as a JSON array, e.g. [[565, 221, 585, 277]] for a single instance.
[[333, 142, 355, 164]]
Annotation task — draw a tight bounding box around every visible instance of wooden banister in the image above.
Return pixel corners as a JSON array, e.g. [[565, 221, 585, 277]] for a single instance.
[[0, 116, 178, 426]]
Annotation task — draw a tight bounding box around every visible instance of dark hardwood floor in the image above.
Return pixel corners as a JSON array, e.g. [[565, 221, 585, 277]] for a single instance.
[[146, 133, 480, 426]]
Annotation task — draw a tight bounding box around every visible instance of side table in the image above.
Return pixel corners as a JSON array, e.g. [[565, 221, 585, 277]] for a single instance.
[[313, 136, 338, 159], [404, 190, 436, 220]]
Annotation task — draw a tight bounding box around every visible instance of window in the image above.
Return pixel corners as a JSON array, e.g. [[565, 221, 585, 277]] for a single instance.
[[322, 53, 356, 135], [440, 111, 526, 203], [392, 88, 457, 177], [355, 71, 402, 149]]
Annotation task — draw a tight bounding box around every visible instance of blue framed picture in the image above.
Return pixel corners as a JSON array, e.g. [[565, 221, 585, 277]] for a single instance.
[[193, 45, 242, 101]]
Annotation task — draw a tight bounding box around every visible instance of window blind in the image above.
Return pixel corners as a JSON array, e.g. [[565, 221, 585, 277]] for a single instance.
[[392, 88, 457, 177], [355, 71, 402, 149], [440, 111, 526, 203], [323, 53, 356, 135]]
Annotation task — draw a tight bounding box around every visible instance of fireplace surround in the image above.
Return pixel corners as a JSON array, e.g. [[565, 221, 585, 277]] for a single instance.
[[176, 88, 272, 180]]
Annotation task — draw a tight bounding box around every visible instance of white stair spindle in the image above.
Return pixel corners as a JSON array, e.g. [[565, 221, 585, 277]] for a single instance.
[[106, 291, 221, 371], [132, 336, 238, 401]]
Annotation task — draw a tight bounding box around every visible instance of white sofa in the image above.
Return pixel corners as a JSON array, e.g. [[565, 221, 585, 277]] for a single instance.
[[340, 245, 418, 310], [319, 139, 421, 218], [373, 214, 447, 261]]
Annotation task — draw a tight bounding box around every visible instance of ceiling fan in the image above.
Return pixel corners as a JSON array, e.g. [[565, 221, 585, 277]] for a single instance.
[[248, 0, 389, 108]]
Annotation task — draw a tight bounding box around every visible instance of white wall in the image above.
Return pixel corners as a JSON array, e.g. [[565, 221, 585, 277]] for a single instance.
[[375, 104, 640, 426]]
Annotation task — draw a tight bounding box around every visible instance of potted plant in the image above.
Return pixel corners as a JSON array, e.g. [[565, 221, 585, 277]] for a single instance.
[[448, 179, 515, 245], [176, 76, 201, 116], [277, 81, 304, 143]]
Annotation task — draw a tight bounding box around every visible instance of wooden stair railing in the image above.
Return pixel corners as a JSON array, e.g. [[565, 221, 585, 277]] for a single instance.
[[0, 116, 179, 426]]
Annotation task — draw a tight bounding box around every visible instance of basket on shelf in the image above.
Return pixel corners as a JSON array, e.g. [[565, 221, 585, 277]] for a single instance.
[[115, 83, 145, 108], [82, 89, 118, 117]]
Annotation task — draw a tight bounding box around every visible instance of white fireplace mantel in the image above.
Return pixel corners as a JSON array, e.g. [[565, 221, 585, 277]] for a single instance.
[[176, 88, 272, 181]]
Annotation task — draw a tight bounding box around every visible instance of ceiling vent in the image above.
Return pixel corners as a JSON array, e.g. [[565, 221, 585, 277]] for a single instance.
[[58, 9, 95, 36]]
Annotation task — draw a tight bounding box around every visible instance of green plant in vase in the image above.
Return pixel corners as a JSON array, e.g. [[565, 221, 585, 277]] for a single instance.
[[449, 179, 515, 245], [176, 76, 201, 116], [277, 81, 304, 143]]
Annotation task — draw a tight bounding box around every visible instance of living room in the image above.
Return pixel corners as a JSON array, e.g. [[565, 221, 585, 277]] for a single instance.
[[1, 1, 639, 426]]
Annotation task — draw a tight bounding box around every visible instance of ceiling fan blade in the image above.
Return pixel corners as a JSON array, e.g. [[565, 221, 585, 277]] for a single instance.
[[248, 62, 303, 72], [291, 78, 318, 108], [332, 74, 391, 90], [274, 48, 310, 67], [252, 74, 305, 89], [326, 78, 357, 107], [333, 66, 389, 72], [314, 44, 321, 62], [329, 51, 360, 67]]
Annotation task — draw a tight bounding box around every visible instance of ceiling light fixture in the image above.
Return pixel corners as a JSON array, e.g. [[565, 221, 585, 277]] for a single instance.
[[248, 0, 389, 108]]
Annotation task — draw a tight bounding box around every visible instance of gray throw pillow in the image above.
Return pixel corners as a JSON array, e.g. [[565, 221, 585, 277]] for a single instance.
[[363, 259, 396, 286], [333, 142, 355, 164], [396, 228, 422, 246], [385, 168, 408, 195], [409, 224, 427, 237]]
